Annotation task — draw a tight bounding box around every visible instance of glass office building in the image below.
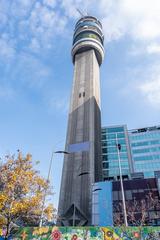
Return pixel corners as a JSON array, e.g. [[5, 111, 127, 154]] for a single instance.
[[101, 125, 133, 180], [129, 126, 160, 178], [101, 125, 160, 180], [99, 125, 160, 226]]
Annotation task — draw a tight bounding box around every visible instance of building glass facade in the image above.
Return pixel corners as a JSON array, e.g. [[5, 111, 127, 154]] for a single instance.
[[101, 125, 132, 180], [129, 126, 160, 178], [98, 125, 160, 226]]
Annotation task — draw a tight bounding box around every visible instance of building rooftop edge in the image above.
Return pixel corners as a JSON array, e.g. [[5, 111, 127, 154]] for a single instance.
[[101, 124, 127, 129], [101, 124, 160, 133]]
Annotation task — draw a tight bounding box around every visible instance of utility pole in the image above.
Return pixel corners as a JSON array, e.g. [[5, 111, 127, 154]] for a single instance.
[[115, 134, 128, 227]]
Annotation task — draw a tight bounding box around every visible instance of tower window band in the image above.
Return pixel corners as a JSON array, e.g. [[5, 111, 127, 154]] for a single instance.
[[73, 31, 103, 45]]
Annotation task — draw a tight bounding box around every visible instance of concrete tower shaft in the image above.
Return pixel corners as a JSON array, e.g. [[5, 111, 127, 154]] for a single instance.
[[58, 16, 104, 226]]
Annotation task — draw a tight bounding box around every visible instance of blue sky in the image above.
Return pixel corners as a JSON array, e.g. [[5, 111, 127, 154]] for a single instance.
[[0, 0, 160, 209]]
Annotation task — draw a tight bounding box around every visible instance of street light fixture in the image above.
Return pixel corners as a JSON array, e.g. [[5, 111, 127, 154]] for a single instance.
[[93, 188, 102, 192], [39, 150, 70, 228], [115, 133, 128, 227], [54, 151, 70, 154], [78, 171, 89, 176]]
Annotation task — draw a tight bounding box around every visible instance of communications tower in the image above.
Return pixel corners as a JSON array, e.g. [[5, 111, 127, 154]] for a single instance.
[[58, 15, 105, 226]]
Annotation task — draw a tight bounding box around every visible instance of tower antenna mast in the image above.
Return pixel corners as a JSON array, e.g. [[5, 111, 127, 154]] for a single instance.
[[76, 8, 85, 17], [86, 0, 89, 15]]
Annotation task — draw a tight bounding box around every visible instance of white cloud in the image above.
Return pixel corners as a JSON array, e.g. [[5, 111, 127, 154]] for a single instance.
[[129, 42, 160, 56], [104, 0, 160, 42], [29, 38, 40, 52], [1, 0, 160, 56], [0, 37, 15, 60], [18, 1, 67, 51], [122, 0, 160, 39], [118, 61, 160, 109], [138, 64, 160, 108], [61, 0, 87, 18], [61, 0, 160, 44], [11, 0, 35, 18], [146, 43, 160, 54], [0, 0, 67, 58], [5, 52, 52, 92], [43, 0, 56, 8], [139, 78, 160, 107]]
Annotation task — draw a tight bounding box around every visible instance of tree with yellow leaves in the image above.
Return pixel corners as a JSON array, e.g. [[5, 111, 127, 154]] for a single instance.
[[0, 152, 55, 238]]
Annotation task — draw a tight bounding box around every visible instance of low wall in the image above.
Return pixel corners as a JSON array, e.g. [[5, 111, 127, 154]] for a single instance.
[[0, 226, 160, 239]]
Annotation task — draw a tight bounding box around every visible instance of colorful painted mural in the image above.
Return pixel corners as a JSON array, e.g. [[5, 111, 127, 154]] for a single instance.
[[0, 226, 160, 239]]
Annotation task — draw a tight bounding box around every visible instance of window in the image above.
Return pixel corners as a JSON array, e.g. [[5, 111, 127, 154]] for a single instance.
[[102, 148, 107, 154], [101, 128, 106, 133], [131, 141, 149, 147], [131, 140, 160, 147], [83, 92, 85, 97], [103, 155, 108, 161], [73, 31, 102, 45], [117, 133, 125, 138], [79, 93, 81, 98], [75, 21, 101, 32], [103, 170, 109, 176], [102, 142, 107, 147], [132, 146, 160, 154], [107, 127, 124, 133], [103, 162, 108, 169], [107, 147, 117, 153], [118, 139, 126, 145], [134, 155, 160, 161], [125, 190, 132, 200], [102, 135, 106, 140], [107, 133, 116, 139], [121, 162, 129, 168], [118, 191, 122, 200], [113, 191, 118, 200], [107, 154, 118, 160]]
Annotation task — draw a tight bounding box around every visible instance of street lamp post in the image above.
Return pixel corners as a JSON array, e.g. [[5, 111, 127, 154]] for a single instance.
[[39, 150, 70, 228], [115, 134, 128, 227]]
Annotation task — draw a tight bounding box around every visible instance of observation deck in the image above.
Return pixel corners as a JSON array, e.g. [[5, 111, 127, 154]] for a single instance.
[[72, 16, 105, 66]]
